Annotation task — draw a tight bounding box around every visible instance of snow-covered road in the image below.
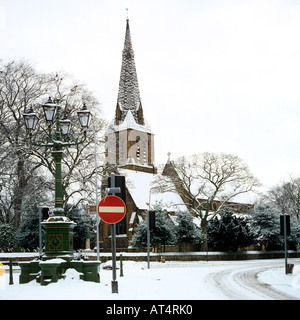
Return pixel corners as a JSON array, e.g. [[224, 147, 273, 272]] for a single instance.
[[205, 260, 298, 300], [1, 259, 299, 300]]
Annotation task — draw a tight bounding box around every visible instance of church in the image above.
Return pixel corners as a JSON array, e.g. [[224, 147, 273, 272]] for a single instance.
[[96, 18, 188, 251], [93, 18, 253, 252]]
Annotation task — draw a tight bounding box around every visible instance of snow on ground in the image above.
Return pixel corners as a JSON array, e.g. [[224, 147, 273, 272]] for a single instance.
[[0, 260, 226, 300], [0, 259, 299, 300], [258, 264, 300, 299]]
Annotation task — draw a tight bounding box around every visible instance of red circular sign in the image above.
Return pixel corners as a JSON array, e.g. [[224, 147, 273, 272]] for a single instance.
[[97, 195, 126, 224]]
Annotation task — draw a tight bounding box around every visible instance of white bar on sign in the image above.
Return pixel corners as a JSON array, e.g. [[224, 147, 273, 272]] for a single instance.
[[99, 206, 125, 213]]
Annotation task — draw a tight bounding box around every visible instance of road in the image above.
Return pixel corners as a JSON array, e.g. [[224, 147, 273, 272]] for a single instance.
[[204, 259, 299, 300]]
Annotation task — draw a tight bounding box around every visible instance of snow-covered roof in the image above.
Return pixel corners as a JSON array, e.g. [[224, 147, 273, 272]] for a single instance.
[[118, 168, 188, 212], [107, 110, 152, 134]]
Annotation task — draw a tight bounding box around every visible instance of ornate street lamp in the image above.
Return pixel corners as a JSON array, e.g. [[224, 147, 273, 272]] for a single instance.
[[23, 97, 92, 260], [42, 97, 57, 124], [60, 112, 72, 135], [23, 106, 39, 133], [77, 103, 92, 129]]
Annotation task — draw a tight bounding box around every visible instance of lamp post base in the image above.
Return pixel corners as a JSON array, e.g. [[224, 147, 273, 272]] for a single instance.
[[41, 216, 76, 260], [19, 216, 101, 285], [19, 259, 101, 285]]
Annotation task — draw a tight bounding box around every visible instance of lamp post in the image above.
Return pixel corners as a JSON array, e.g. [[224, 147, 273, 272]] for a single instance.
[[23, 97, 92, 260], [146, 186, 155, 269]]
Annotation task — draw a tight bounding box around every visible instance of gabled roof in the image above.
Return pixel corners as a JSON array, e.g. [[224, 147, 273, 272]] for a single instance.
[[118, 168, 189, 212]]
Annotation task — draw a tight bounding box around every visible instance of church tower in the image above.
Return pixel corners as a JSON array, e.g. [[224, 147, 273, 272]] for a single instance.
[[105, 19, 156, 174]]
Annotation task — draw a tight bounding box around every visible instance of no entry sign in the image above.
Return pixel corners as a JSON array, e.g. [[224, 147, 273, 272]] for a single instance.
[[98, 195, 126, 224]]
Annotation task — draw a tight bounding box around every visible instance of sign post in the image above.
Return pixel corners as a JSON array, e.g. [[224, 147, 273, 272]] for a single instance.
[[147, 210, 150, 269], [280, 215, 293, 274], [97, 173, 126, 293]]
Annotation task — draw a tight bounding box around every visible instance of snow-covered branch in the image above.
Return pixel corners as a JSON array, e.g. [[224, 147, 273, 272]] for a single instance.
[[154, 152, 260, 235]]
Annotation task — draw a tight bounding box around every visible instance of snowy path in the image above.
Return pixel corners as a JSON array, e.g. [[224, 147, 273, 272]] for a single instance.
[[0, 259, 299, 300]]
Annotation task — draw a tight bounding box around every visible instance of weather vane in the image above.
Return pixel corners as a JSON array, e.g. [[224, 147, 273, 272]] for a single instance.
[[126, 8, 129, 19]]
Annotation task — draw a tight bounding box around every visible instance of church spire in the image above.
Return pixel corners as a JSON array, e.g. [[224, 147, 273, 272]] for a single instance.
[[117, 18, 142, 113], [105, 18, 156, 173]]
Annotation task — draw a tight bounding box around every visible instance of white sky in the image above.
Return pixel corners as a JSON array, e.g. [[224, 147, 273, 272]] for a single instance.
[[1, 0, 300, 191]]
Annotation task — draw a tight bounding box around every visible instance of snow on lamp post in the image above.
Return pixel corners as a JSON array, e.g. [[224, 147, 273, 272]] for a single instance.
[[23, 97, 92, 259]]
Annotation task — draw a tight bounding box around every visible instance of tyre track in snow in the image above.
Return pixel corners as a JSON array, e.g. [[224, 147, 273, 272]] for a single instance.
[[206, 261, 299, 300]]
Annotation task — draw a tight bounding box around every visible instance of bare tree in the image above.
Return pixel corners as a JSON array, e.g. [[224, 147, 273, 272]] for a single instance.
[[155, 153, 260, 237], [26, 72, 107, 217], [0, 60, 52, 227], [0, 60, 106, 227], [267, 175, 300, 220]]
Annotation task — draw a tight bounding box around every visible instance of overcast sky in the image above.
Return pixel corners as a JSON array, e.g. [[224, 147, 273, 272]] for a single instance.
[[1, 0, 300, 193]]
